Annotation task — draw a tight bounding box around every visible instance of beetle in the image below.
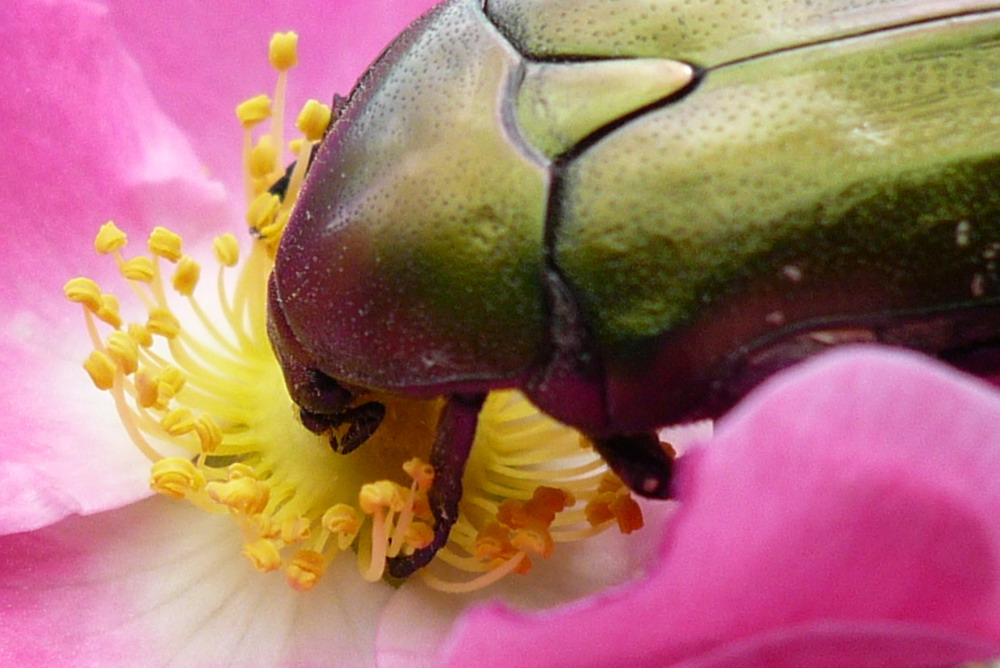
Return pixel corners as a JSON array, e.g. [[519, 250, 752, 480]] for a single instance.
[[267, 0, 1000, 577]]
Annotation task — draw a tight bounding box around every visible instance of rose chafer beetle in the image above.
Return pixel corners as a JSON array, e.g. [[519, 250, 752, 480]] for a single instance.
[[268, 0, 1000, 576]]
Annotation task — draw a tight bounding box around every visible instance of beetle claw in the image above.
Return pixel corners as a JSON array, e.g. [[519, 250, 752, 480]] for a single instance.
[[591, 433, 674, 499]]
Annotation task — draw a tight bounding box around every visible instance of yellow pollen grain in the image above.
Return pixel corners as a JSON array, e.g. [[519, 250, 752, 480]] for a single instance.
[[236, 94, 273, 128], [150, 457, 206, 499], [269, 31, 298, 71], [172, 256, 201, 295], [296, 99, 332, 142], [244, 538, 283, 572], [286, 550, 325, 591], [213, 233, 240, 267], [95, 221, 127, 254], [83, 349, 116, 390], [148, 226, 183, 262], [147, 307, 180, 339], [106, 331, 139, 375], [63, 277, 102, 311]]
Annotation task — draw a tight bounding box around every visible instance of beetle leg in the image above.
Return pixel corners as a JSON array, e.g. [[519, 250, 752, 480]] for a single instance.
[[591, 433, 674, 499], [387, 393, 485, 579]]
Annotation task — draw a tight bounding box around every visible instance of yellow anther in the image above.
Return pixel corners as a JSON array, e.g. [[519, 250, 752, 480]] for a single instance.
[[96, 294, 122, 328], [161, 407, 196, 436], [243, 538, 282, 572], [194, 414, 223, 453], [128, 322, 153, 348], [147, 307, 180, 339], [120, 256, 155, 282], [296, 99, 332, 142], [134, 367, 158, 408], [235, 94, 272, 128], [94, 221, 127, 254], [150, 457, 205, 499], [403, 458, 435, 493], [269, 31, 298, 71], [259, 209, 290, 241], [226, 463, 259, 481], [286, 550, 325, 591], [159, 365, 186, 395], [213, 233, 240, 267], [83, 350, 117, 390], [172, 256, 201, 296], [105, 331, 139, 375], [280, 515, 312, 543], [247, 191, 281, 230], [289, 138, 306, 155], [322, 504, 362, 547], [63, 277, 102, 311], [359, 480, 406, 514], [207, 477, 270, 515], [249, 136, 279, 180], [148, 226, 183, 263]]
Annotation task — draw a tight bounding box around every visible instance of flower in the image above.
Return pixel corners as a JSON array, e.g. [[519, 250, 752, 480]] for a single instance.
[[439, 348, 1000, 667], [4, 2, 1000, 668], [0, 1, 668, 664]]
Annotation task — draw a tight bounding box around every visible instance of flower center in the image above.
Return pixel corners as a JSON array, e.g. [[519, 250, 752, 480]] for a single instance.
[[64, 32, 644, 593]]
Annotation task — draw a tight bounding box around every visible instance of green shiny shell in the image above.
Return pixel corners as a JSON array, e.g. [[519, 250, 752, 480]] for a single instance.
[[275, 0, 1000, 430]]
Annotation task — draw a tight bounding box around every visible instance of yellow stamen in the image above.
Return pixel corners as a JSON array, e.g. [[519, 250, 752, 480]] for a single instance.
[[106, 331, 139, 375], [121, 256, 155, 282], [286, 550, 326, 591], [94, 221, 127, 254], [148, 226, 183, 262], [63, 277, 102, 311], [244, 538, 282, 572], [83, 350, 116, 390], [213, 233, 240, 267], [268, 32, 298, 71], [150, 457, 206, 499], [236, 94, 272, 129], [296, 99, 332, 142], [172, 256, 201, 296]]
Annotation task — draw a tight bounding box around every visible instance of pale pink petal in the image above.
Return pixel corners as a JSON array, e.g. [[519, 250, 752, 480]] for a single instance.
[[104, 0, 441, 193], [441, 347, 1000, 667], [0, 496, 394, 666], [0, 0, 230, 533]]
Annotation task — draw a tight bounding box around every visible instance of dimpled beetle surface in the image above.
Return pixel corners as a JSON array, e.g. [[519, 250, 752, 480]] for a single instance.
[[268, 0, 1000, 576]]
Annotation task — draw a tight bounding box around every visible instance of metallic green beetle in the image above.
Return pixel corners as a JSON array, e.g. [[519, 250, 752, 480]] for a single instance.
[[268, 0, 1000, 575]]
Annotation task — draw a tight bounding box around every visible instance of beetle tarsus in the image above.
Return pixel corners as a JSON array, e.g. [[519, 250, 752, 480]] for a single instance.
[[591, 433, 674, 499]]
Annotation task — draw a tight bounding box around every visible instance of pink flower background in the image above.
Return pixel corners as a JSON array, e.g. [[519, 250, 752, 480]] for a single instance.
[[2, 1, 999, 666]]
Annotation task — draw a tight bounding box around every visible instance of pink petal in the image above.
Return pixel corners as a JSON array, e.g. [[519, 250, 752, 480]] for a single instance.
[[103, 0, 440, 194], [0, 0, 230, 533], [0, 496, 394, 666], [441, 347, 1000, 667], [377, 498, 677, 668]]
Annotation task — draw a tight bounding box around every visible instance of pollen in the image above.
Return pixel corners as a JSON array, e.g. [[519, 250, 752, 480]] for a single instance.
[[66, 32, 648, 595]]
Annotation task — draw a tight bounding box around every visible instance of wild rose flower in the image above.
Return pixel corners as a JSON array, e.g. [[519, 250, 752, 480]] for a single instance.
[[3, 1, 1000, 667]]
